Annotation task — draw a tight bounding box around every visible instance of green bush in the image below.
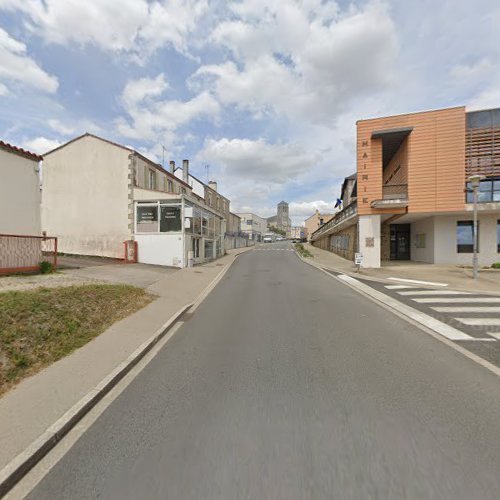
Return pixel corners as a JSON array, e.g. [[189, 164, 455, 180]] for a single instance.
[[492, 262, 500, 269], [39, 261, 53, 274]]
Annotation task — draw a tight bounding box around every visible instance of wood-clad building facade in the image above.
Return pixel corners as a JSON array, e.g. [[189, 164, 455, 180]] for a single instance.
[[312, 105, 500, 267]]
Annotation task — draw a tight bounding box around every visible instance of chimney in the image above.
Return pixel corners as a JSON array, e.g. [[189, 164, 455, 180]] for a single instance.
[[182, 159, 189, 184], [208, 181, 217, 192], [169, 160, 175, 174]]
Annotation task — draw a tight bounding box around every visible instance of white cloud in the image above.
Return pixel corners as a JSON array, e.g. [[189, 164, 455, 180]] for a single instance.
[[47, 119, 74, 135], [0, 0, 209, 58], [116, 74, 220, 145], [192, 0, 398, 125], [23, 136, 61, 154], [199, 137, 318, 184], [0, 83, 8, 96], [0, 27, 58, 93], [121, 74, 169, 108]]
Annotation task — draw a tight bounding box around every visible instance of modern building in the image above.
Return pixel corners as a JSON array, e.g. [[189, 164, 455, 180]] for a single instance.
[[237, 213, 268, 241], [42, 133, 225, 267], [312, 105, 500, 267], [0, 140, 42, 236], [267, 201, 291, 234], [304, 210, 334, 241]]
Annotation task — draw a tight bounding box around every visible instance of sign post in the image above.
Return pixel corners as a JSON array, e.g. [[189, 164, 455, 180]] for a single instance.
[[354, 252, 363, 273]]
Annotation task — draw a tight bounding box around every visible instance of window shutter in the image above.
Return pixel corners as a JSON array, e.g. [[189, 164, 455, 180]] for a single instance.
[[143, 166, 148, 188]]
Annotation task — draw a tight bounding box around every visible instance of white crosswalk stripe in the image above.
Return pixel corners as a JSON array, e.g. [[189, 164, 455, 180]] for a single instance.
[[432, 306, 500, 313], [398, 290, 470, 296], [414, 297, 500, 303], [455, 318, 500, 326], [384, 285, 414, 290]]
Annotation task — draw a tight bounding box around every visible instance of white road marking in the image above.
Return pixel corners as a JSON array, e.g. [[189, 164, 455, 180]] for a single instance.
[[336, 274, 475, 341], [385, 285, 414, 290], [432, 306, 500, 313], [414, 297, 500, 303], [398, 290, 470, 296], [388, 277, 448, 287], [455, 318, 500, 326]]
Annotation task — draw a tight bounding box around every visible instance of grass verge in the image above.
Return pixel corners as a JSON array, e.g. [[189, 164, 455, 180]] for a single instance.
[[0, 284, 154, 395], [295, 243, 313, 258]]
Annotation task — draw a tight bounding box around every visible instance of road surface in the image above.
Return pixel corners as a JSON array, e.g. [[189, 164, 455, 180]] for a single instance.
[[26, 243, 500, 499]]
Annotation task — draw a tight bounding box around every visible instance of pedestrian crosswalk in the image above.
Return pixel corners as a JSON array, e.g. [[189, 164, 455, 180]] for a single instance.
[[381, 283, 500, 340]]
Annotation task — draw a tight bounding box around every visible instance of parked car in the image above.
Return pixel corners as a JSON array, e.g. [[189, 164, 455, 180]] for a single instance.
[[263, 235, 273, 243]]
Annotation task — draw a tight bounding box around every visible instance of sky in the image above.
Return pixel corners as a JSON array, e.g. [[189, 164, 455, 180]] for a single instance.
[[1, 0, 500, 225]]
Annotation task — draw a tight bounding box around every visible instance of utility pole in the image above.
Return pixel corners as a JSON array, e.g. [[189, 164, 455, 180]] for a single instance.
[[468, 174, 483, 279]]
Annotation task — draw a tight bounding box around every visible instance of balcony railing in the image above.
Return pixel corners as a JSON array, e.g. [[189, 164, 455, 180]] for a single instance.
[[382, 184, 408, 199], [311, 201, 357, 241]]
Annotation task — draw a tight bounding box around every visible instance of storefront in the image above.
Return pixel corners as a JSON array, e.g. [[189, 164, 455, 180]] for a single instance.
[[134, 196, 225, 268]]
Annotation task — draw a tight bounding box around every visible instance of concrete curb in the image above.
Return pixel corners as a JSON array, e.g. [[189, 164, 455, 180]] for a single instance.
[[295, 249, 500, 295], [0, 253, 246, 497], [0, 303, 192, 498], [297, 252, 500, 379]]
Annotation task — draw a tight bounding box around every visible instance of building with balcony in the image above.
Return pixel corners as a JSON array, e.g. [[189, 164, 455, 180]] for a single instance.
[[312, 106, 500, 268], [304, 210, 335, 241]]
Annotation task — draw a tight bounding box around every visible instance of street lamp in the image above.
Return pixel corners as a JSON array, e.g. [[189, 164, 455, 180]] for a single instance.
[[468, 174, 484, 279]]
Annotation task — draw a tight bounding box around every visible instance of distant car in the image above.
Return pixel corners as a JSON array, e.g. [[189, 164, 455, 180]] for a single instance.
[[276, 236, 285, 241], [263, 235, 273, 243]]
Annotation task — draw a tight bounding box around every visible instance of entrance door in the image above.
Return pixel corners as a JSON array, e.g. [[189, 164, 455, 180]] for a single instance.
[[390, 224, 410, 260]]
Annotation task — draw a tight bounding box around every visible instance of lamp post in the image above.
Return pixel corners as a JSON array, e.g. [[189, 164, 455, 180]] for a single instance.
[[468, 174, 483, 279]]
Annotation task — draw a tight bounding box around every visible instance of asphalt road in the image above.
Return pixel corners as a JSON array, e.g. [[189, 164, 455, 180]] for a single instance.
[[27, 243, 500, 499]]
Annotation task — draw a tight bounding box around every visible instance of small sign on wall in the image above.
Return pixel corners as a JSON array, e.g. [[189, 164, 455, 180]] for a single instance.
[[415, 233, 426, 248], [365, 237, 374, 247], [355, 253, 363, 265]]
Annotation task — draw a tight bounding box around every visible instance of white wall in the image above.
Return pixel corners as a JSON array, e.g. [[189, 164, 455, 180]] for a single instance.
[[434, 214, 499, 266], [410, 217, 435, 263], [41, 135, 130, 258], [135, 234, 184, 267], [359, 214, 381, 268], [0, 149, 41, 235]]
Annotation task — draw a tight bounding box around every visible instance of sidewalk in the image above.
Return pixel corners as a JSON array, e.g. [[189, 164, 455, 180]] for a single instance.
[[303, 243, 500, 294], [0, 248, 252, 478]]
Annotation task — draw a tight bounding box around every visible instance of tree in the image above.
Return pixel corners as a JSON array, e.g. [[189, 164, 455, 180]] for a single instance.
[[269, 225, 286, 236]]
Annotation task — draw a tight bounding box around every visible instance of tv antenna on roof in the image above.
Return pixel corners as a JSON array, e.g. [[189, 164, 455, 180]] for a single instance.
[[162, 145, 167, 169], [205, 163, 210, 183]]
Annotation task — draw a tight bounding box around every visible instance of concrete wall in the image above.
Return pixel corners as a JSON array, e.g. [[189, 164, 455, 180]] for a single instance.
[[433, 214, 499, 266], [358, 214, 381, 268], [41, 135, 130, 258], [136, 233, 184, 267], [0, 149, 41, 235], [410, 217, 435, 263]]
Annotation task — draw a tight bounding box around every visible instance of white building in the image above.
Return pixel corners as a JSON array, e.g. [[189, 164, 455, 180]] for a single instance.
[[42, 133, 224, 267], [0, 140, 42, 236], [236, 213, 268, 241]]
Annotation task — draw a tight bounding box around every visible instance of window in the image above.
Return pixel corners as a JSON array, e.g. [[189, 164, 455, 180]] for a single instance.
[[247, 219, 253, 226], [160, 206, 181, 232], [148, 169, 156, 190], [181, 187, 186, 195], [167, 179, 173, 193], [466, 177, 500, 203], [192, 237, 200, 258], [457, 221, 479, 253], [137, 205, 158, 233]]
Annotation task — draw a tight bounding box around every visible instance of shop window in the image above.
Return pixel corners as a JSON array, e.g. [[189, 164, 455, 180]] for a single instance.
[[160, 206, 181, 232], [137, 205, 158, 232], [192, 238, 200, 258], [457, 221, 479, 253]]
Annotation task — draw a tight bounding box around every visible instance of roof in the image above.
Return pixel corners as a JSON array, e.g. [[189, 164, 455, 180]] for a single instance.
[[0, 140, 42, 162], [174, 166, 229, 201], [278, 200, 288, 205], [43, 133, 190, 188]]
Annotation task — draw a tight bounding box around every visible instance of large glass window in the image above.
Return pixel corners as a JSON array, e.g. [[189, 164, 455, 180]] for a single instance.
[[457, 221, 479, 253], [160, 206, 181, 232], [466, 178, 500, 203], [137, 205, 158, 232]]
